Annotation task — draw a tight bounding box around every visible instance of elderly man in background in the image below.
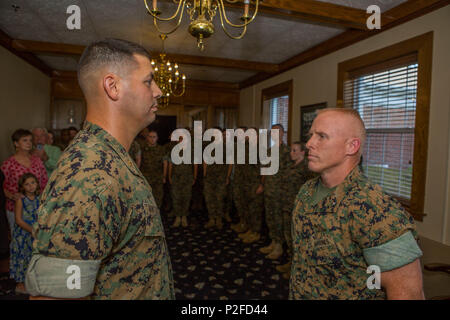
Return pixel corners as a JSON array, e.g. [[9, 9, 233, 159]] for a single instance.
[[32, 128, 62, 178]]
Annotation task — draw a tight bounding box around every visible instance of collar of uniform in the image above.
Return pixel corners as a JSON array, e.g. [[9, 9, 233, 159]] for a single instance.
[[332, 165, 364, 209], [83, 121, 141, 177]]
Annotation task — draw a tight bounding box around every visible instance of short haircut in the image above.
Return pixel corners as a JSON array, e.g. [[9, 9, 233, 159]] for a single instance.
[[18, 173, 40, 196], [68, 126, 78, 132], [317, 108, 366, 152], [11, 129, 32, 143], [77, 38, 151, 95], [272, 123, 285, 131]]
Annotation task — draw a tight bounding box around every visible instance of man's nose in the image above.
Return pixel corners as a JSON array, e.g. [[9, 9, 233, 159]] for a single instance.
[[153, 82, 162, 99], [306, 136, 314, 150]]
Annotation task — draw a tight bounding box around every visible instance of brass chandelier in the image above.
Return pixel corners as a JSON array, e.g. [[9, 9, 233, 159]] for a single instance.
[[152, 34, 186, 109], [144, 0, 260, 51]]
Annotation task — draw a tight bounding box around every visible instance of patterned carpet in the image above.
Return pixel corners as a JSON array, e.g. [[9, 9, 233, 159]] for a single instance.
[[163, 211, 290, 300], [0, 209, 290, 300]]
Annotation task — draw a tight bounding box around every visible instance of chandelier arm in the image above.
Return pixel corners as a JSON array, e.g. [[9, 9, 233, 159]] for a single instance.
[[217, 5, 248, 39], [152, 3, 186, 35], [216, 0, 259, 28], [170, 83, 186, 97], [144, 0, 186, 22]]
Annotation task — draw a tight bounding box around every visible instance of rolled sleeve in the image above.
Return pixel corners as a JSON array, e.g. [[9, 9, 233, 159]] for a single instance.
[[25, 254, 101, 298], [363, 231, 423, 272]]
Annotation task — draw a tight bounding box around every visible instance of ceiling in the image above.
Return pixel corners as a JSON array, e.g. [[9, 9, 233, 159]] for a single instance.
[[0, 0, 417, 84]]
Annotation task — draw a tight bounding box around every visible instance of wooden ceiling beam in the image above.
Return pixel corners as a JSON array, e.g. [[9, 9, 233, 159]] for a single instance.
[[0, 31, 52, 77], [12, 39, 278, 73], [222, 0, 368, 30]]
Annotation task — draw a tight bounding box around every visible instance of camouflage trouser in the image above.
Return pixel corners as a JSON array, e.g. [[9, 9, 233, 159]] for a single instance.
[[264, 183, 284, 243], [232, 180, 246, 220], [148, 179, 164, 209], [171, 180, 192, 217], [283, 209, 293, 256], [244, 183, 263, 233], [232, 181, 263, 233], [203, 179, 227, 219], [224, 182, 233, 217]]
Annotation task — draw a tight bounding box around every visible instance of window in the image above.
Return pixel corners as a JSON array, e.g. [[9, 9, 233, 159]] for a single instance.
[[338, 32, 433, 221], [261, 80, 293, 145], [344, 56, 418, 200], [269, 96, 289, 144]]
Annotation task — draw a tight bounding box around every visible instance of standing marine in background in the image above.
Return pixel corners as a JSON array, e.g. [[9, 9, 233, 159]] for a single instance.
[[258, 124, 291, 260], [141, 129, 166, 209], [237, 127, 264, 244], [203, 127, 232, 229], [276, 141, 314, 278], [169, 134, 198, 227]]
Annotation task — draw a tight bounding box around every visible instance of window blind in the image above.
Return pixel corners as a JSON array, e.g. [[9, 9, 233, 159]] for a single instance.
[[343, 55, 418, 200], [269, 95, 289, 145]]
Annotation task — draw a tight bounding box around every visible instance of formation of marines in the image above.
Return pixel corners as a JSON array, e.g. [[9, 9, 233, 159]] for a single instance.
[[134, 123, 315, 272]]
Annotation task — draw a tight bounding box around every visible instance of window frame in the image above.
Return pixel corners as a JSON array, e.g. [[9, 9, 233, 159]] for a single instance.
[[260, 80, 293, 145], [337, 32, 433, 222]]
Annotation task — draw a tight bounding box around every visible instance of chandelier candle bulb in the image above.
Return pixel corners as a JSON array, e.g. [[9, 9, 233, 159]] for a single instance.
[[152, 0, 157, 11]]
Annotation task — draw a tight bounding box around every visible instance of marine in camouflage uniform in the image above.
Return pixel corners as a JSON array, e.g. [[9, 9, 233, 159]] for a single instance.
[[281, 159, 314, 256], [232, 135, 264, 242], [203, 144, 231, 229], [128, 140, 141, 167], [140, 138, 166, 209], [25, 122, 175, 299], [169, 138, 197, 225], [289, 166, 422, 300], [261, 142, 291, 256]]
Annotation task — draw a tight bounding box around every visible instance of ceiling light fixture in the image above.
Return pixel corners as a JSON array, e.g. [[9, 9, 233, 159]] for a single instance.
[[152, 34, 186, 109], [145, 0, 260, 51]]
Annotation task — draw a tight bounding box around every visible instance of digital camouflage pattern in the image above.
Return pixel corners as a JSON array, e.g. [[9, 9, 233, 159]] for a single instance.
[[281, 160, 315, 255], [170, 160, 195, 218], [128, 140, 141, 164], [140, 143, 166, 208], [204, 145, 229, 219], [232, 141, 263, 232], [264, 143, 291, 243], [30, 122, 175, 300], [289, 166, 419, 300]]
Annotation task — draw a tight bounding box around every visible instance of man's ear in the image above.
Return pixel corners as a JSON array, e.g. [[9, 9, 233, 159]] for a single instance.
[[346, 137, 361, 156], [103, 73, 120, 101]]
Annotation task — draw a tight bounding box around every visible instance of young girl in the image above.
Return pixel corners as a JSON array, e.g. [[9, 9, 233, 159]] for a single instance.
[[10, 173, 40, 294]]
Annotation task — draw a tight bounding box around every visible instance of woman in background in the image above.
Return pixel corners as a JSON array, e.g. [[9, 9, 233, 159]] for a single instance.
[[1, 129, 47, 236]]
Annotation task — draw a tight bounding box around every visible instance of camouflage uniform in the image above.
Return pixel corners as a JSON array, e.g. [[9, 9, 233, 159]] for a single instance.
[[170, 160, 195, 218], [289, 167, 422, 300], [25, 122, 174, 299], [281, 160, 315, 256], [264, 143, 291, 243], [140, 143, 166, 208], [232, 141, 263, 232], [203, 149, 229, 220], [128, 140, 141, 164]]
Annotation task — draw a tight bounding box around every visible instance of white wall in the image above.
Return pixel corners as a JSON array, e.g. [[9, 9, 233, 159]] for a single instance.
[[239, 6, 450, 245], [0, 46, 51, 162]]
